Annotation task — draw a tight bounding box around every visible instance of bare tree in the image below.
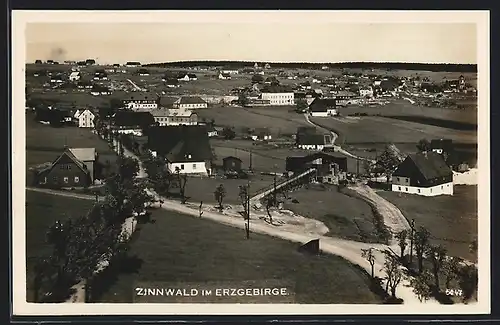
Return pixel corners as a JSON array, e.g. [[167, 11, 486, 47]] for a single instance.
[[361, 247, 376, 278], [263, 195, 274, 225], [410, 270, 433, 302], [414, 226, 431, 273], [175, 168, 188, 204], [199, 201, 204, 218], [395, 229, 408, 261], [427, 244, 447, 289], [239, 184, 250, 239], [214, 184, 226, 213], [381, 250, 403, 298], [409, 219, 416, 264]]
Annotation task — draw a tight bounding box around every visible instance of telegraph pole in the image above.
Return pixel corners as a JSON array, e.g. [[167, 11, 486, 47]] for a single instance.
[[246, 180, 251, 239], [249, 150, 253, 171]]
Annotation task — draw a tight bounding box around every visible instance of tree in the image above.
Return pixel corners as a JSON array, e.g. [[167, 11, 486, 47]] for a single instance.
[[457, 264, 478, 303], [221, 127, 236, 140], [469, 238, 478, 255], [238, 93, 249, 106], [376, 145, 401, 183], [263, 195, 274, 224], [414, 226, 431, 273], [395, 230, 408, 261], [295, 99, 308, 113], [239, 184, 250, 239], [409, 219, 416, 264], [117, 155, 139, 181], [251, 74, 264, 84], [175, 168, 188, 204], [381, 250, 403, 298], [362, 160, 374, 176], [442, 256, 462, 288], [214, 184, 226, 213], [410, 270, 433, 302], [199, 201, 204, 218], [427, 244, 447, 289], [416, 138, 431, 152], [361, 247, 376, 278]]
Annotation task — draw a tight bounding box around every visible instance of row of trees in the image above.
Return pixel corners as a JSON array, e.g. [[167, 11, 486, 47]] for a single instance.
[[33, 154, 154, 302], [362, 223, 478, 304]]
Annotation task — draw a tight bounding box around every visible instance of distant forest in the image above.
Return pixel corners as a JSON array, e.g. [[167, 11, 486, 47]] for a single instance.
[[144, 61, 477, 73]]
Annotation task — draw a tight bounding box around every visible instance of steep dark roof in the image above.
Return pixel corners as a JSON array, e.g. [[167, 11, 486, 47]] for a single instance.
[[261, 85, 293, 93], [187, 73, 197, 78], [146, 125, 213, 162], [297, 133, 326, 145], [113, 111, 155, 128], [222, 156, 242, 162], [394, 152, 452, 181], [309, 98, 337, 112], [123, 93, 157, 101], [179, 96, 207, 105]]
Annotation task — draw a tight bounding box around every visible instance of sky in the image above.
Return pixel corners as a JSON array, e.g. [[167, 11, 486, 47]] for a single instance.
[[25, 22, 477, 65]]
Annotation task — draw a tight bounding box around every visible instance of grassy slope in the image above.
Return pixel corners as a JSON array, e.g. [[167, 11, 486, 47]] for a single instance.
[[379, 185, 478, 261], [284, 185, 384, 243], [25, 191, 96, 301], [93, 208, 383, 304]]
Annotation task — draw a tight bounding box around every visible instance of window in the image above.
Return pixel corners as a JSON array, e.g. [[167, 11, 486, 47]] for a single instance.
[[398, 186, 401, 191], [397, 177, 400, 182], [417, 189, 421, 193], [405, 187, 408, 192], [64, 177, 69, 183], [181, 164, 185, 170], [40, 177, 47, 184], [441, 186, 443, 189], [74, 176, 79, 183], [430, 188, 432, 193], [53, 176, 58, 182], [193, 164, 197, 169]]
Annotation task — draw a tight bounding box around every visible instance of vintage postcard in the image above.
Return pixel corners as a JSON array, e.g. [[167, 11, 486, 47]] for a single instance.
[[12, 10, 490, 316]]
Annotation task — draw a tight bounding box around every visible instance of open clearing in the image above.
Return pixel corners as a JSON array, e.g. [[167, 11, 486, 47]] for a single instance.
[[92, 208, 383, 304], [26, 190, 96, 302], [378, 185, 477, 261], [283, 184, 384, 243]]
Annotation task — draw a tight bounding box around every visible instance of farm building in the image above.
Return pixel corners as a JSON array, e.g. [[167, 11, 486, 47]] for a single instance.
[[77, 79, 93, 90], [251, 128, 272, 141], [331, 91, 359, 106], [126, 61, 141, 67], [309, 98, 338, 117], [222, 69, 239, 75], [146, 125, 214, 175], [122, 93, 158, 110], [112, 111, 155, 136], [207, 125, 218, 137], [73, 109, 95, 128], [177, 72, 197, 81], [35, 147, 96, 188], [137, 68, 150, 76], [90, 85, 111, 96], [50, 75, 64, 83], [164, 78, 180, 88], [296, 129, 332, 150], [285, 152, 348, 185], [359, 86, 374, 98], [391, 152, 454, 196], [174, 96, 208, 110], [222, 156, 243, 172]]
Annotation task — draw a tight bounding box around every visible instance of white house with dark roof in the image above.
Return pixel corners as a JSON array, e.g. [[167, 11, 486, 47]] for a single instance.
[[69, 71, 81, 82], [123, 93, 158, 110], [218, 72, 232, 80], [260, 86, 295, 106], [151, 108, 198, 126], [73, 109, 95, 128], [391, 152, 454, 196], [309, 98, 338, 117], [174, 96, 208, 110]]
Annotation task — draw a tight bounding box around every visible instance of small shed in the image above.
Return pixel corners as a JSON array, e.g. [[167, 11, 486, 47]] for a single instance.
[[222, 156, 243, 172]]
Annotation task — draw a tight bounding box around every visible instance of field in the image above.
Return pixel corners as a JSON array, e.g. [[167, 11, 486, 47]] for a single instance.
[[198, 105, 309, 136], [92, 208, 383, 304], [284, 185, 384, 243], [310, 115, 477, 147], [338, 100, 477, 125], [378, 185, 478, 261], [25, 190, 96, 302], [181, 174, 277, 205]]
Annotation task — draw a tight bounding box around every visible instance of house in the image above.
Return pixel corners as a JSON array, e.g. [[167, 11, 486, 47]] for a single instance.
[[164, 78, 180, 88], [150, 107, 198, 126], [122, 93, 158, 110], [146, 125, 214, 175], [430, 139, 453, 155], [77, 79, 93, 90], [359, 86, 374, 98], [391, 152, 454, 196], [74, 109, 95, 128], [137, 68, 150, 76], [264, 63, 271, 69], [35, 147, 96, 188], [264, 76, 279, 85], [251, 128, 272, 141], [177, 72, 197, 81], [218, 72, 232, 80], [126, 61, 141, 67], [285, 152, 348, 184], [50, 75, 64, 83], [331, 91, 359, 106], [90, 85, 111, 96], [85, 59, 96, 66], [222, 69, 239, 75], [207, 125, 219, 137], [222, 156, 242, 172], [308, 98, 338, 117], [93, 71, 108, 80], [69, 71, 81, 82], [295, 128, 332, 150], [174, 96, 208, 109], [260, 86, 295, 106], [300, 81, 312, 90], [112, 111, 155, 136]]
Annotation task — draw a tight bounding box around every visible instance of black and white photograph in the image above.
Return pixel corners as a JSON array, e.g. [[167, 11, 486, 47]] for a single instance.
[[12, 10, 490, 316]]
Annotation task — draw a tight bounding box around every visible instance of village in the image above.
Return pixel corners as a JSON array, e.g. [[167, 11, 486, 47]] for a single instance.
[[25, 59, 479, 305]]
